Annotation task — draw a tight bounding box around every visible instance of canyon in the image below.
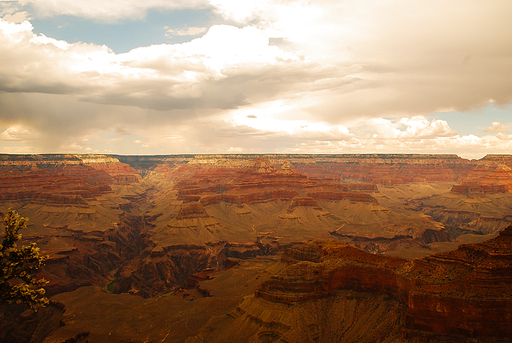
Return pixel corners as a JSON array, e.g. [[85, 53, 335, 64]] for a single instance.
[[1, 153, 512, 342]]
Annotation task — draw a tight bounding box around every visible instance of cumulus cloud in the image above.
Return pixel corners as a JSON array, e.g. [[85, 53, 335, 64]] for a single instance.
[[127, 116, 509, 160], [2, 11, 30, 23], [484, 121, 511, 133], [0, 20, 325, 113]]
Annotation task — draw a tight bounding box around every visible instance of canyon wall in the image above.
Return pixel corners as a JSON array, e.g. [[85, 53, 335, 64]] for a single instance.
[[255, 223, 512, 338], [1, 153, 512, 342]]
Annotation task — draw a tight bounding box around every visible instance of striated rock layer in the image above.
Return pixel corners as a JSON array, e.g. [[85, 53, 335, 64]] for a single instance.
[[255, 222, 512, 339], [0, 154, 140, 206]]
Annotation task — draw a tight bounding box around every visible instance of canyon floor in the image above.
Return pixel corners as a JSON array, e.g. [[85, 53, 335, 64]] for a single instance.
[[1, 153, 512, 342]]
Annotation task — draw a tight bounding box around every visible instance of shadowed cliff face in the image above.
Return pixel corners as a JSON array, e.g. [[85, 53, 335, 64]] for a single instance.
[[251, 223, 512, 340], [38, 228, 512, 343]]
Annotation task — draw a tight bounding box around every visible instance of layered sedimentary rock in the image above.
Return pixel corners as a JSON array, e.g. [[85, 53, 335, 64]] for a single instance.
[[144, 156, 450, 250], [0, 154, 507, 293], [295, 154, 472, 183], [255, 222, 512, 339], [409, 156, 512, 236], [0, 154, 140, 206], [2, 153, 512, 343], [451, 164, 512, 195], [4, 152, 510, 300], [0, 154, 145, 297]]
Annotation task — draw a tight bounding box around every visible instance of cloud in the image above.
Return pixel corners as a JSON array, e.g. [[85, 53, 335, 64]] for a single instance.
[[484, 121, 511, 133], [259, 0, 512, 123], [26, 0, 211, 22], [0, 20, 323, 113], [0, 126, 37, 142], [496, 133, 512, 140], [208, 0, 274, 23], [115, 127, 133, 136], [165, 26, 207, 37], [2, 11, 30, 23], [1, 0, 512, 157], [3, 2, 512, 120]]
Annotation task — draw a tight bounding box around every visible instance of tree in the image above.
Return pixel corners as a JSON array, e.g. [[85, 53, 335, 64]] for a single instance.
[[0, 209, 49, 309]]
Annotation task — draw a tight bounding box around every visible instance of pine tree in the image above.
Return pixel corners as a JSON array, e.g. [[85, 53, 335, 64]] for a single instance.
[[0, 209, 49, 309]]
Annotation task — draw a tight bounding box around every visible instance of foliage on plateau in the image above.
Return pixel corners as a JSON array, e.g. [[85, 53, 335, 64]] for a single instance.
[[0, 209, 48, 309]]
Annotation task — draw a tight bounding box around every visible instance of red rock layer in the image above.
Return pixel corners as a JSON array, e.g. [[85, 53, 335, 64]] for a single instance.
[[0, 169, 108, 206], [0, 154, 140, 206], [87, 161, 141, 185], [288, 197, 320, 210], [451, 164, 512, 195], [256, 223, 512, 338], [198, 190, 299, 206], [290, 154, 471, 184], [171, 157, 377, 207]]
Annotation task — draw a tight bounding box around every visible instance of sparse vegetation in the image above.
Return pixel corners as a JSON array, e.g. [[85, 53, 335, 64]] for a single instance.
[[0, 209, 49, 309]]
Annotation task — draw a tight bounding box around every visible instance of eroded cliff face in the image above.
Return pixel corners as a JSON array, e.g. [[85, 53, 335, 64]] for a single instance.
[[0, 153, 494, 300], [253, 223, 512, 340], [416, 155, 512, 236], [0, 154, 150, 297], [142, 155, 450, 252], [3, 153, 512, 300], [2, 153, 512, 342]]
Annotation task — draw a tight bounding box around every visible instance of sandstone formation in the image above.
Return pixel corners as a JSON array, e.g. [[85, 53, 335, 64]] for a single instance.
[[1, 153, 512, 342], [451, 164, 512, 195], [143, 155, 449, 250], [3, 152, 511, 299], [254, 222, 512, 339]]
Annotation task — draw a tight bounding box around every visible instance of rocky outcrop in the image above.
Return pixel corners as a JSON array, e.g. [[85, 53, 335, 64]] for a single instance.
[[287, 196, 321, 210], [451, 164, 512, 195], [330, 228, 451, 254], [176, 202, 210, 220], [0, 154, 140, 207], [0, 301, 66, 343], [255, 223, 512, 338]]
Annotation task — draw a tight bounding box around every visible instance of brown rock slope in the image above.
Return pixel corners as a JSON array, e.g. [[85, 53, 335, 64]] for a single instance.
[[0, 154, 146, 296], [411, 155, 512, 236], [248, 222, 512, 340], [144, 156, 448, 252]]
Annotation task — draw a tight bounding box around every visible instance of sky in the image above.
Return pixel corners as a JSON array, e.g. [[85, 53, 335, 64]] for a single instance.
[[0, 0, 511, 159]]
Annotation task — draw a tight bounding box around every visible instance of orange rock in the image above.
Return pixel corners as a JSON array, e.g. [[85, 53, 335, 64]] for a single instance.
[[256, 223, 512, 337]]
